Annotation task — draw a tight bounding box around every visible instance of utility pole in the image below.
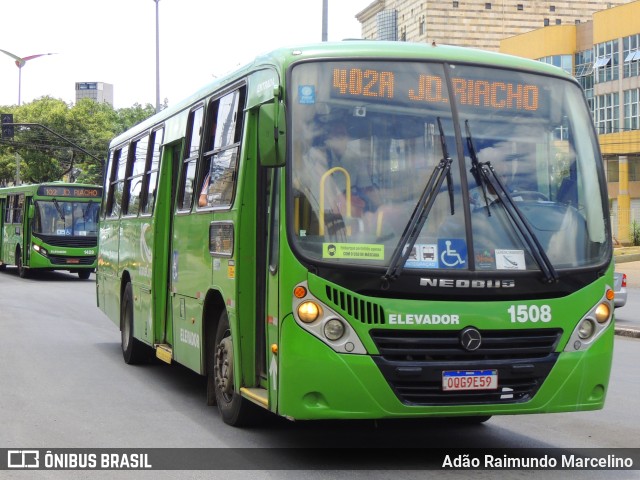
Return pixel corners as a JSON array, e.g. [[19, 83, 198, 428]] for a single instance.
[[154, 0, 161, 113]]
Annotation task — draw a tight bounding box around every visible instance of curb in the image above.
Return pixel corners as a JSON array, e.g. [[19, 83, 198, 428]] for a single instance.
[[615, 327, 640, 339], [614, 253, 640, 264]]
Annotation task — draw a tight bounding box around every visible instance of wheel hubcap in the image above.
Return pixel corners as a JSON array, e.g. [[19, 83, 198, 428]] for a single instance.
[[215, 336, 234, 399]]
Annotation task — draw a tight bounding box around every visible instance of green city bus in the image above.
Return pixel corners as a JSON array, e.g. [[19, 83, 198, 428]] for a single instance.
[[97, 42, 614, 426], [0, 182, 102, 279]]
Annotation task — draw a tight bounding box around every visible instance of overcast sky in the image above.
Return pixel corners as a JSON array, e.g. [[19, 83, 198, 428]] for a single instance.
[[0, 0, 372, 109]]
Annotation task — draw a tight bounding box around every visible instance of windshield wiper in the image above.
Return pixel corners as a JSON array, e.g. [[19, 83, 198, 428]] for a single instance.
[[465, 120, 491, 216], [83, 200, 93, 221], [477, 159, 559, 284], [52, 198, 65, 220], [382, 117, 454, 289]]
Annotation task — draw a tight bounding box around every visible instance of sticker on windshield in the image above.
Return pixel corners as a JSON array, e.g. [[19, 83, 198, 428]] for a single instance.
[[437, 239, 467, 269], [323, 243, 384, 260], [405, 244, 438, 268], [475, 249, 496, 269], [495, 249, 526, 270], [298, 85, 316, 104]]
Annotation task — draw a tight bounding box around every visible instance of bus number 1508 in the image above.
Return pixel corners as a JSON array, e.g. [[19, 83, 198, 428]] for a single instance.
[[508, 304, 552, 323]]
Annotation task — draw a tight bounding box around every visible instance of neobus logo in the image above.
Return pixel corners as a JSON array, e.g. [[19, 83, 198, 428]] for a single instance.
[[419, 278, 516, 288]]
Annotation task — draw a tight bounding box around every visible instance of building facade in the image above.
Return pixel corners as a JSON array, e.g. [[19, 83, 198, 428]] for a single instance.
[[500, 1, 640, 244], [75, 82, 114, 106], [356, 0, 631, 51]]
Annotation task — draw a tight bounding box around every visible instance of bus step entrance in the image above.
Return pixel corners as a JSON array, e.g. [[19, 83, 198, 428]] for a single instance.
[[155, 344, 172, 364], [240, 387, 269, 408]]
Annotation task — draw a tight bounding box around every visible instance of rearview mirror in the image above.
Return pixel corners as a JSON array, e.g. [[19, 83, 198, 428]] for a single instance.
[[258, 102, 286, 167]]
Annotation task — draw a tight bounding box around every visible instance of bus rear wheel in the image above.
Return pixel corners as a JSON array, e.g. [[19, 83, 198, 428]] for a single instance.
[[121, 283, 147, 364], [213, 310, 261, 426]]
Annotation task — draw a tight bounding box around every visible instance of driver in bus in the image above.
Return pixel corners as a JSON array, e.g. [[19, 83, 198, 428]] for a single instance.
[[299, 118, 377, 219]]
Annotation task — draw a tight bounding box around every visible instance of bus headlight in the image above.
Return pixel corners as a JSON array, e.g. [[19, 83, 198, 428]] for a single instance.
[[33, 244, 47, 256], [298, 301, 322, 323], [594, 303, 611, 323], [564, 285, 613, 352], [323, 318, 345, 341], [292, 281, 366, 354], [577, 319, 595, 340]]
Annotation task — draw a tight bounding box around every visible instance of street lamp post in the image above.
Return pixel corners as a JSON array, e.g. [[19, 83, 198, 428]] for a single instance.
[[322, 0, 328, 41], [0, 49, 56, 106], [154, 0, 161, 113]]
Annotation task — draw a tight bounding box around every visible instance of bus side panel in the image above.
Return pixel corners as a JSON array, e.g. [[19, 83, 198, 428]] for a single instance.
[[97, 219, 121, 328], [6, 221, 20, 266], [169, 210, 212, 374], [119, 216, 154, 346]]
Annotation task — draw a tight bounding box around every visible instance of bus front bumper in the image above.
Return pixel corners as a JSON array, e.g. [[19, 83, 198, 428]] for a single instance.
[[276, 315, 613, 420]]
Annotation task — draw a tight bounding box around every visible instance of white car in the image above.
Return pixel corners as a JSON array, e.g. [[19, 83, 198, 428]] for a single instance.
[[614, 272, 627, 308]]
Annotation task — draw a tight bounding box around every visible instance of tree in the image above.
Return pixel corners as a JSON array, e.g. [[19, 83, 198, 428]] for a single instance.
[[0, 97, 157, 186]]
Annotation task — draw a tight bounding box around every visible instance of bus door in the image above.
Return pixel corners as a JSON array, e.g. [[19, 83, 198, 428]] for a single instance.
[[4, 194, 24, 267], [23, 196, 33, 262], [0, 196, 5, 267], [260, 168, 281, 409], [153, 141, 182, 360], [167, 105, 207, 373]]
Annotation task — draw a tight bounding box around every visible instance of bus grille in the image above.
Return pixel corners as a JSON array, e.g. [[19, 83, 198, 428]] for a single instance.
[[33, 233, 97, 248], [325, 286, 385, 325], [47, 255, 96, 266], [370, 328, 562, 406]]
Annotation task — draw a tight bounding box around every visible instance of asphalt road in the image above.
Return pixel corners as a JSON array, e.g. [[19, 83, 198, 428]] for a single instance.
[[1, 268, 639, 480]]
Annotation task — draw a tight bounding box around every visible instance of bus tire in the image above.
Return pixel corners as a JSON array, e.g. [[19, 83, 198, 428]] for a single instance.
[[206, 321, 217, 407], [77, 270, 91, 280], [121, 282, 147, 365], [213, 310, 261, 426], [16, 247, 28, 278]]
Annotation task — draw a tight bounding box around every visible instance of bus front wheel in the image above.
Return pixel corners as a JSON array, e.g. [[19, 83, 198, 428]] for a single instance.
[[213, 310, 260, 426], [77, 270, 91, 280], [16, 247, 28, 278], [121, 283, 147, 365]]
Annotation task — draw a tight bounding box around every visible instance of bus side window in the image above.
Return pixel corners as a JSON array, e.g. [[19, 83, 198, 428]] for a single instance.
[[105, 146, 127, 218], [200, 87, 245, 209], [125, 134, 149, 216], [198, 98, 218, 208], [5, 195, 13, 223], [177, 106, 204, 211], [141, 127, 163, 214], [14, 194, 24, 223]]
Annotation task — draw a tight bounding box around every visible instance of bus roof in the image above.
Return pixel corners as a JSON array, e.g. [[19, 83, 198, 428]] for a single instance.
[[0, 182, 101, 196], [110, 41, 573, 148]]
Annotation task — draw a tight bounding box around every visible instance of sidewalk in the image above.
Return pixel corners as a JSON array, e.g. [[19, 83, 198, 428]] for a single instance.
[[613, 247, 640, 339]]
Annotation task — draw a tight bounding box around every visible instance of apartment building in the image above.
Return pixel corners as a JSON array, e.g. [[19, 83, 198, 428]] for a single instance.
[[356, 0, 631, 51], [500, 1, 640, 244]]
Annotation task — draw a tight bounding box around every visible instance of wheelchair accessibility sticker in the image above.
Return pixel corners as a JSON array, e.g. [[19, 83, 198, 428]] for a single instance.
[[437, 239, 467, 269]]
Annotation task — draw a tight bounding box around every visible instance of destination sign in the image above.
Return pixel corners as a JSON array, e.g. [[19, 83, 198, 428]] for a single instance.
[[37, 185, 103, 198], [330, 66, 542, 112]]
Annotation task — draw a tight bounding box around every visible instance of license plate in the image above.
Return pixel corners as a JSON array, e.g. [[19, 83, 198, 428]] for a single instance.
[[442, 369, 498, 391], [66, 259, 80, 264]]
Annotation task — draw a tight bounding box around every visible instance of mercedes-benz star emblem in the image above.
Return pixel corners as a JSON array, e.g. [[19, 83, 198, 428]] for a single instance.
[[460, 327, 482, 351]]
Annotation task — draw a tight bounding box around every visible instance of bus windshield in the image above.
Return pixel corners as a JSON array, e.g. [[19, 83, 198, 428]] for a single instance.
[[289, 60, 609, 273], [33, 200, 99, 237]]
